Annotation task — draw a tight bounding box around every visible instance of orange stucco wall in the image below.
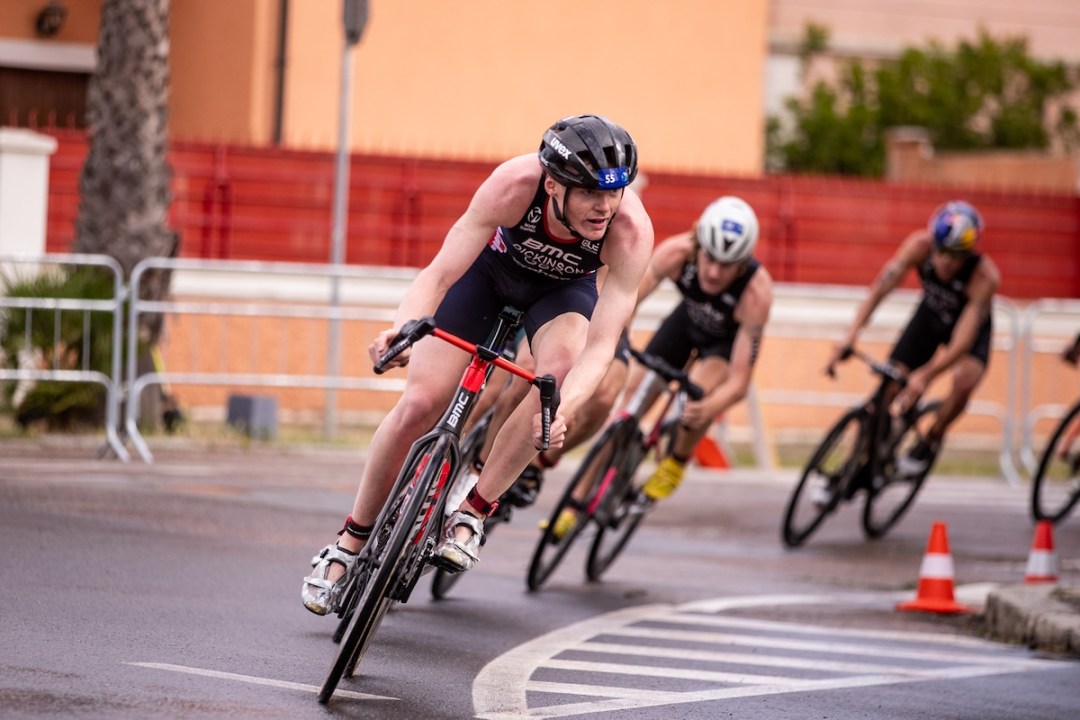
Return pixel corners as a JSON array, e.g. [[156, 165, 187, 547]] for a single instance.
[[7, 1, 766, 175], [169, 0, 279, 144], [278, 1, 769, 174]]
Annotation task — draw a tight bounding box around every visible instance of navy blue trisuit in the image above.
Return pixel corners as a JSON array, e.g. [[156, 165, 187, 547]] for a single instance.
[[435, 179, 606, 345], [889, 253, 992, 370], [643, 257, 761, 369]]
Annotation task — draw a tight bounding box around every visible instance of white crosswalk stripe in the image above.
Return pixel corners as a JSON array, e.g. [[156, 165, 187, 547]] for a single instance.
[[473, 593, 1059, 719]]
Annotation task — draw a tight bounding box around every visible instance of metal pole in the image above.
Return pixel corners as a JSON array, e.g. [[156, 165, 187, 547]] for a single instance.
[[325, 22, 357, 439]]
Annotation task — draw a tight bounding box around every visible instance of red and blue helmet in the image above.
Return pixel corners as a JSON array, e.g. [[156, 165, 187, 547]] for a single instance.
[[929, 201, 983, 253]]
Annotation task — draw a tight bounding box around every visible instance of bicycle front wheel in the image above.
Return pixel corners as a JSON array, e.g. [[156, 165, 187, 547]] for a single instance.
[[1031, 400, 1080, 524], [782, 409, 865, 548], [585, 425, 651, 582], [319, 437, 452, 703], [526, 420, 625, 591], [862, 400, 941, 539]]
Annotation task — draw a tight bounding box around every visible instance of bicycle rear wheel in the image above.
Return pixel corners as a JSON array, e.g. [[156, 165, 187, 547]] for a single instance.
[[526, 420, 625, 591], [862, 400, 941, 539], [318, 438, 452, 703], [782, 408, 865, 548], [1031, 400, 1080, 524], [585, 425, 651, 582]]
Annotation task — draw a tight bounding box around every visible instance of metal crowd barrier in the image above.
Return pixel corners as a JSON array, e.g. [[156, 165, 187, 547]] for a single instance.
[[1017, 298, 1080, 474], [0, 253, 129, 461], [2, 253, 1071, 479], [123, 257, 416, 462]]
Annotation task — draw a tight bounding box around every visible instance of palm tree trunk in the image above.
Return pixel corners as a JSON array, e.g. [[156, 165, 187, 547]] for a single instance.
[[75, 0, 177, 348]]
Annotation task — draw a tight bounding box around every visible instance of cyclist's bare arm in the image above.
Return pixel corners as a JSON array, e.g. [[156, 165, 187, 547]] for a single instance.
[[558, 192, 653, 421], [683, 267, 773, 427], [635, 230, 694, 305], [368, 154, 542, 368], [827, 231, 928, 374]]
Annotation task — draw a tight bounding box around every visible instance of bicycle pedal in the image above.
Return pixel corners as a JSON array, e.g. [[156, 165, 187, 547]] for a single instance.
[[427, 554, 466, 575]]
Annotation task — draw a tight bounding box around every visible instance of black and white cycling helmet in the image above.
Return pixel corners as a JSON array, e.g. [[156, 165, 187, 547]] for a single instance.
[[695, 196, 759, 263], [538, 114, 638, 191]]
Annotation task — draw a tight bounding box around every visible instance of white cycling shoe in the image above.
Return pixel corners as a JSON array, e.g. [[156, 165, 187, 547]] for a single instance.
[[301, 543, 358, 616], [433, 511, 485, 573]]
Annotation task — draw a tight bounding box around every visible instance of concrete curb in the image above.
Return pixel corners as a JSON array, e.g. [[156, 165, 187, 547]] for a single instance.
[[984, 584, 1080, 657]]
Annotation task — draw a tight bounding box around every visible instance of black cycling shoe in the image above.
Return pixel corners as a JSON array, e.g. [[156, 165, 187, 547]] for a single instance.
[[897, 437, 940, 477], [504, 465, 544, 508]]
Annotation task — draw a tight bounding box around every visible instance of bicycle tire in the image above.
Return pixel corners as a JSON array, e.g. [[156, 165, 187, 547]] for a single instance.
[[782, 408, 865, 548], [526, 420, 625, 591], [330, 569, 363, 644], [1031, 399, 1080, 524], [430, 413, 491, 600], [862, 400, 941, 539], [585, 423, 652, 581], [318, 437, 452, 703]]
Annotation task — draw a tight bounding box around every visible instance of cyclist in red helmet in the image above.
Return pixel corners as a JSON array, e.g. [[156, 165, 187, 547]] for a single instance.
[[302, 115, 654, 614], [824, 200, 1001, 483]]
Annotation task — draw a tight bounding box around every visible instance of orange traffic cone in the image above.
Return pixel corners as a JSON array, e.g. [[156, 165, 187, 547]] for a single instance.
[[693, 437, 730, 469], [1024, 520, 1059, 584], [896, 521, 972, 614]]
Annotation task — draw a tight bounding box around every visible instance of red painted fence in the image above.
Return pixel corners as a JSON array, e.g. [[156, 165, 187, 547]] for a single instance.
[[44, 129, 1079, 299]]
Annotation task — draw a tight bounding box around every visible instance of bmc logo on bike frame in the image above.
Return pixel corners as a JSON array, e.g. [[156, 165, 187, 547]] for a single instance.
[[447, 390, 471, 428]]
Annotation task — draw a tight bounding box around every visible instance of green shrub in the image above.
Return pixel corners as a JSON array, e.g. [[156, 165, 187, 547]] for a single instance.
[[0, 266, 117, 431]]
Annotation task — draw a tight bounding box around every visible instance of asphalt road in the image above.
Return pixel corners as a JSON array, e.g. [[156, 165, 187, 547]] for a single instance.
[[1, 439, 1077, 719]]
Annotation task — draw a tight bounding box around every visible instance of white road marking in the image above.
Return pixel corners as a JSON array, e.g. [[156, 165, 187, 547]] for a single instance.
[[127, 662, 397, 702], [473, 593, 1063, 719]]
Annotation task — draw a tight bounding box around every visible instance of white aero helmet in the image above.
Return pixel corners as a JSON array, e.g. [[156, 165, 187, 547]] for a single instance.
[[695, 196, 759, 263]]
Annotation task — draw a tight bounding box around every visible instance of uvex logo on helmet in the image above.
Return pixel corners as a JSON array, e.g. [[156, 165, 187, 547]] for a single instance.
[[548, 137, 572, 160]]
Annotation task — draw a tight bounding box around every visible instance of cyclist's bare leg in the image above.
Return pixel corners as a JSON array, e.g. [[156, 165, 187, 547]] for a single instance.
[[528, 356, 627, 470], [925, 355, 985, 442], [444, 313, 584, 545], [669, 356, 730, 459], [330, 338, 469, 566], [477, 370, 533, 464], [303, 340, 469, 612], [465, 365, 511, 435]]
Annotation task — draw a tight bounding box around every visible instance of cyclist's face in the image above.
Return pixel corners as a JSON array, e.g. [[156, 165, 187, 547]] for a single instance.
[[930, 246, 970, 280], [550, 182, 624, 240], [696, 248, 744, 293]]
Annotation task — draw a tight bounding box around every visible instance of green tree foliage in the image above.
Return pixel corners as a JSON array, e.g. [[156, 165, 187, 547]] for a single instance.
[[768, 28, 1080, 176]]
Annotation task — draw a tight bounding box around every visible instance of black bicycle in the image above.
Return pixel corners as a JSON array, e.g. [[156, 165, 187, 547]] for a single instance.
[[1030, 395, 1080, 524], [781, 347, 942, 548], [527, 347, 703, 591], [318, 307, 558, 704]]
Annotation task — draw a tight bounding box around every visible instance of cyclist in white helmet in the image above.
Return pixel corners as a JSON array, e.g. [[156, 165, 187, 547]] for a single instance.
[[547, 195, 774, 537]]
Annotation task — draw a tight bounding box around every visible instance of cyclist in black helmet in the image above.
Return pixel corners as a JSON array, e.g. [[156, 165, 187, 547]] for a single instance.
[[302, 114, 654, 614]]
